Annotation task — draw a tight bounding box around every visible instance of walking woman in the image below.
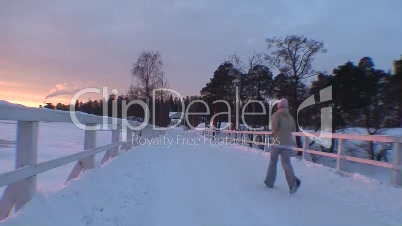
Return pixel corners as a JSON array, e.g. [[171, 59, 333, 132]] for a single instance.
[[264, 98, 301, 194]]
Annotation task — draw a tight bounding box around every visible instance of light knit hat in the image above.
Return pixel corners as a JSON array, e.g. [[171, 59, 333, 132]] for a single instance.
[[278, 98, 288, 109]]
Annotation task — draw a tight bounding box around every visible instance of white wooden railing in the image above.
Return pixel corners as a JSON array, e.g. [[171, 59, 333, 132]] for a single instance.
[[204, 129, 402, 187], [0, 105, 164, 220]]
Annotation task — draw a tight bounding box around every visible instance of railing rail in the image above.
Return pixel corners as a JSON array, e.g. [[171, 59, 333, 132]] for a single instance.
[[203, 129, 402, 187], [0, 142, 124, 187], [0, 104, 164, 220]]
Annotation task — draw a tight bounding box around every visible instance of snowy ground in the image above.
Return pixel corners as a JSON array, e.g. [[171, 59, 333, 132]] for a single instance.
[[1, 128, 401, 226]]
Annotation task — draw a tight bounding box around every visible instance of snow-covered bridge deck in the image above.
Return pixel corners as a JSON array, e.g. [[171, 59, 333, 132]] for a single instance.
[[1, 129, 401, 226]]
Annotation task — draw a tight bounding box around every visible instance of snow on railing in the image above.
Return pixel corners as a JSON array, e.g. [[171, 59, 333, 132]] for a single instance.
[[203, 129, 402, 187], [0, 104, 164, 220]]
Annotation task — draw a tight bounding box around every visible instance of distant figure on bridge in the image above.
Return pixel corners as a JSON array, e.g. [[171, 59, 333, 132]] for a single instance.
[[264, 98, 301, 194]]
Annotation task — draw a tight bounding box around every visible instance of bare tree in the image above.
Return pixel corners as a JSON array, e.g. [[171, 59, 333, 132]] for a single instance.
[[229, 52, 269, 100], [230, 52, 265, 74], [157, 74, 169, 99], [265, 35, 326, 82], [131, 51, 165, 100], [265, 35, 327, 148]]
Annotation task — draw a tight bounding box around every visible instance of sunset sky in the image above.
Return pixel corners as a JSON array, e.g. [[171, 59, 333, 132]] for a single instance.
[[1, 0, 401, 107]]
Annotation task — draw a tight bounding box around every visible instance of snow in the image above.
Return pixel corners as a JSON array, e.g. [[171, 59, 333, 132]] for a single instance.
[[197, 121, 233, 130], [194, 122, 205, 130], [1, 127, 401, 226], [168, 112, 177, 117], [169, 112, 182, 118], [0, 100, 27, 108]]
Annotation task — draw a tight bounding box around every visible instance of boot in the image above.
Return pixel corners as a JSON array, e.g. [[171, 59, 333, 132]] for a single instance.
[[289, 178, 301, 194]]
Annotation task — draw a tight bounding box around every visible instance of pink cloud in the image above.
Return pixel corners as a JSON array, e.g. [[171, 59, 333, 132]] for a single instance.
[[45, 82, 95, 99]]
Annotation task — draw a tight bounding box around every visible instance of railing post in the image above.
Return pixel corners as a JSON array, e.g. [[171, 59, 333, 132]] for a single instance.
[[131, 131, 138, 147], [101, 129, 120, 165], [111, 129, 120, 157], [81, 124, 96, 169], [125, 127, 133, 151], [66, 123, 96, 182], [0, 121, 39, 219], [392, 142, 402, 186], [336, 138, 344, 171], [249, 133, 253, 148], [261, 134, 264, 150], [302, 136, 307, 160], [15, 121, 39, 211]]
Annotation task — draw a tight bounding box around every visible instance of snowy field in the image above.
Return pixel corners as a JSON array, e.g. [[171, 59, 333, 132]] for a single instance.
[[0, 125, 401, 225]]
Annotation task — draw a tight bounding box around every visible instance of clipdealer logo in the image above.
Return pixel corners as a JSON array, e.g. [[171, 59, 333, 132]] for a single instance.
[[297, 86, 333, 148], [68, 86, 333, 148]]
